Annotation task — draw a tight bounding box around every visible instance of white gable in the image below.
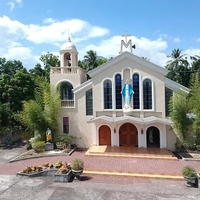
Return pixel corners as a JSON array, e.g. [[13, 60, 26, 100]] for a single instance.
[[88, 51, 168, 78]]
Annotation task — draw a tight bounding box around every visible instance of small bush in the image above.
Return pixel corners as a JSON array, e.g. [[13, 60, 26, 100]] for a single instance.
[[55, 135, 74, 146], [182, 166, 196, 178], [29, 135, 42, 146], [72, 159, 84, 171], [32, 141, 45, 153]]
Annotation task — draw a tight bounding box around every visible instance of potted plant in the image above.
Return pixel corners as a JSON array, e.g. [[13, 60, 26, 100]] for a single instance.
[[71, 159, 84, 180], [182, 166, 197, 187]]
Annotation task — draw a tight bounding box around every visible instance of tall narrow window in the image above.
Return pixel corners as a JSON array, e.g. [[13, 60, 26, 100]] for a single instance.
[[60, 82, 73, 100], [115, 74, 122, 109], [86, 89, 93, 115], [104, 80, 112, 109], [133, 73, 140, 109], [165, 87, 173, 116], [143, 79, 152, 109], [63, 117, 69, 133]]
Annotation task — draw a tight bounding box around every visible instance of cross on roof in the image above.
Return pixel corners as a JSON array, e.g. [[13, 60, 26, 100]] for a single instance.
[[122, 31, 131, 43]]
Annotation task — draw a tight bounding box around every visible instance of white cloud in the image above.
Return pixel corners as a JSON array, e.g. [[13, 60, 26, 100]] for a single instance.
[[0, 16, 109, 68], [196, 38, 200, 42], [0, 15, 198, 70], [43, 18, 56, 24], [7, 0, 23, 10], [7, 2, 15, 11], [79, 35, 168, 66], [173, 37, 181, 43]]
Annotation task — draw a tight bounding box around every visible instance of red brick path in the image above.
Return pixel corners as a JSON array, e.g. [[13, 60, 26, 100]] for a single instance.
[[0, 151, 199, 176]]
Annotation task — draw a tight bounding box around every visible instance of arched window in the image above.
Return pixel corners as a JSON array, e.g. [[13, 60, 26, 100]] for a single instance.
[[60, 82, 73, 100], [115, 74, 122, 109], [104, 80, 112, 109], [132, 73, 140, 109], [143, 79, 152, 109]]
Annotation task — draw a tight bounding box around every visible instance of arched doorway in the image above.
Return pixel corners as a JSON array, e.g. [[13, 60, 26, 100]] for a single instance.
[[146, 126, 160, 148], [99, 125, 111, 145], [119, 123, 138, 147]]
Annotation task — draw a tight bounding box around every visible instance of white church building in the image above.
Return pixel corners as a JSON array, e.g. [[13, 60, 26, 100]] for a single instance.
[[50, 35, 189, 151]]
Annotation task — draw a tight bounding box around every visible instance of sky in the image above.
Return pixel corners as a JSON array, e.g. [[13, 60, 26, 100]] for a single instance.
[[0, 0, 200, 69]]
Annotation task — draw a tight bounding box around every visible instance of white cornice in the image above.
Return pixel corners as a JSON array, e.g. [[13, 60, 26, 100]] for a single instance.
[[73, 80, 92, 94], [88, 115, 173, 125], [165, 78, 190, 93], [88, 51, 168, 78]]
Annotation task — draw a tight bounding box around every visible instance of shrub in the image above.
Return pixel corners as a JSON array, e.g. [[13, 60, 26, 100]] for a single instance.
[[55, 135, 74, 146], [182, 166, 196, 178], [72, 159, 84, 171], [32, 141, 45, 153], [29, 135, 42, 146]]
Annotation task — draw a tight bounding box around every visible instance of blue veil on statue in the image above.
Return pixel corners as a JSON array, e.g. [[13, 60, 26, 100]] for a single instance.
[[121, 80, 134, 108]]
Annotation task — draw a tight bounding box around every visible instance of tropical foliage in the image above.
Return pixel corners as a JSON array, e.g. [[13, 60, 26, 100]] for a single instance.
[[16, 77, 60, 141]]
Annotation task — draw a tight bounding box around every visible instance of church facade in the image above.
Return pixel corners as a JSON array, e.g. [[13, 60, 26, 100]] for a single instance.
[[50, 35, 189, 151]]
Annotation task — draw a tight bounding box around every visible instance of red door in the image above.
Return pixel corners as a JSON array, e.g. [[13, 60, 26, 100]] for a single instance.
[[119, 123, 138, 147], [99, 125, 111, 145]]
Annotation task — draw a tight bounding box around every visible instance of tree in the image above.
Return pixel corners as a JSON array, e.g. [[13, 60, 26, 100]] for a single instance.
[[97, 58, 107, 66], [83, 50, 98, 71], [16, 77, 60, 141], [29, 63, 46, 79], [0, 58, 34, 129], [169, 90, 190, 141], [39, 52, 60, 82], [166, 48, 190, 87]]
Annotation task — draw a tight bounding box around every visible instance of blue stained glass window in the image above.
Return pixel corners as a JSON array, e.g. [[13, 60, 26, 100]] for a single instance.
[[143, 79, 152, 109], [104, 80, 112, 109], [115, 74, 122, 109], [133, 74, 140, 109]]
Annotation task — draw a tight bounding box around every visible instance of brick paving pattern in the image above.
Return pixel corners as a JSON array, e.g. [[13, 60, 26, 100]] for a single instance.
[[0, 150, 200, 177]]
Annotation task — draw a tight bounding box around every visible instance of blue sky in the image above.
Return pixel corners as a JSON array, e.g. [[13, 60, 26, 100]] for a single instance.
[[0, 0, 200, 69]]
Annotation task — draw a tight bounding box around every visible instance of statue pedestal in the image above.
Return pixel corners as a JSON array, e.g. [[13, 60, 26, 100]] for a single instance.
[[123, 107, 132, 116], [45, 143, 54, 151]]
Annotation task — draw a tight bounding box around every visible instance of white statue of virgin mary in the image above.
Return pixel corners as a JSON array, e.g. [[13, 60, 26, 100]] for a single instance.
[[121, 80, 134, 109]]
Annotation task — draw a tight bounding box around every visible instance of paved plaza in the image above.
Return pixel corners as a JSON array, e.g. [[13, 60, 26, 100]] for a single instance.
[[0, 143, 200, 199]]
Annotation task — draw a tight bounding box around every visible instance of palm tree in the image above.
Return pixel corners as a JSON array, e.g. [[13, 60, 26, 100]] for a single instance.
[[83, 50, 98, 71], [190, 54, 200, 73], [166, 48, 190, 87]]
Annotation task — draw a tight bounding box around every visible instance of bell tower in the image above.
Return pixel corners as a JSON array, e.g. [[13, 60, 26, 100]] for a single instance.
[[59, 36, 78, 67], [50, 36, 87, 90]]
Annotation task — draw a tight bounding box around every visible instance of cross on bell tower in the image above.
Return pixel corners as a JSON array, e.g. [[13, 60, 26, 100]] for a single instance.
[[119, 32, 136, 54]]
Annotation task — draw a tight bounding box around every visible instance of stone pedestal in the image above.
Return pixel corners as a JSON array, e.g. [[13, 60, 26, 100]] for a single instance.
[[123, 107, 132, 116], [45, 143, 54, 151]]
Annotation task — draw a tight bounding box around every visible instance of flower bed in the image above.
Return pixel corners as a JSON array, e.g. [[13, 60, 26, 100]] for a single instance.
[[17, 161, 71, 178]]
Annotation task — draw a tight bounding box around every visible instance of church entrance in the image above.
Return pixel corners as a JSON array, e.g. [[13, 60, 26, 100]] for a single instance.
[[99, 125, 111, 145], [119, 123, 138, 147], [146, 126, 160, 148]]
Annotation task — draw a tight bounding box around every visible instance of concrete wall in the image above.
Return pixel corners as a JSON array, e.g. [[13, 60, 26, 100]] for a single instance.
[[166, 125, 177, 151]]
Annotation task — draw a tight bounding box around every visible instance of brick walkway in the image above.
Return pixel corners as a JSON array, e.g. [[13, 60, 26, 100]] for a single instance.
[[0, 150, 200, 179]]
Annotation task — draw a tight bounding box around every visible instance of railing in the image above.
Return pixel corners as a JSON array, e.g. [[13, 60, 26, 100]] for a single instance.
[[61, 100, 74, 108], [50, 67, 79, 74]]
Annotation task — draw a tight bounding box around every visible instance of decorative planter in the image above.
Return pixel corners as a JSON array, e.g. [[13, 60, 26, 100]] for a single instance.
[[17, 168, 58, 177], [183, 176, 197, 187], [54, 170, 73, 182], [72, 169, 83, 180]]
